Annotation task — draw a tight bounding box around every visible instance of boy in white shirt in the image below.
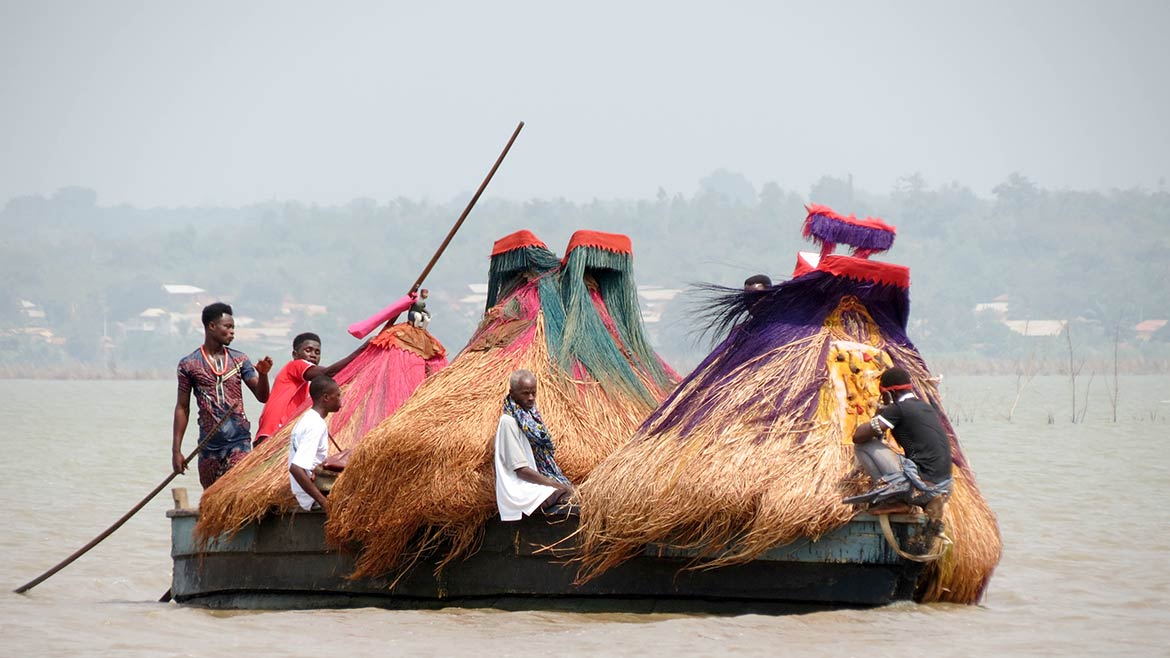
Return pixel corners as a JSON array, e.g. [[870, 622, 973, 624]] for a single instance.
[[289, 376, 342, 512]]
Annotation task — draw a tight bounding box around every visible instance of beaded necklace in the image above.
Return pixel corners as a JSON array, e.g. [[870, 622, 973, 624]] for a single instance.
[[201, 345, 231, 375], [200, 344, 240, 405]]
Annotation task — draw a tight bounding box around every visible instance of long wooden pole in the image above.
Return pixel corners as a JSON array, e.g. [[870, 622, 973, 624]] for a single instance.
[[14, 410, 234, 594], [408, 121, 525, 294], [162, 124, 524, 603], [21, 123, 526, 596]]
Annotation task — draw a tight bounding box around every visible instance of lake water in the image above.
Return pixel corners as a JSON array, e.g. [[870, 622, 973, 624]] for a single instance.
[[2, 376, 1168, 657]]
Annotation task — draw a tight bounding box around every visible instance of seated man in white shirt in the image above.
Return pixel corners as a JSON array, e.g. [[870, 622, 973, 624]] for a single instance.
[[493, 369, 574, 521], [288, 375, 342, 513]]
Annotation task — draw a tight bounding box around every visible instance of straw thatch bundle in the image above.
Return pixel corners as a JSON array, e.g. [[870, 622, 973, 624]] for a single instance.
[[194, 323, 447, 541], [325, 230, 679, 581], [575, 208, 1001, 604]]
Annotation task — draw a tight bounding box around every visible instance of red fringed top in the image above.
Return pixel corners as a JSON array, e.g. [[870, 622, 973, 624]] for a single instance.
[[563, 230, 633, 258], [816, 255, 910, 289], [803, 204, 897, 235], [371, 323, 447, 360], [491, 230, 548, 257]]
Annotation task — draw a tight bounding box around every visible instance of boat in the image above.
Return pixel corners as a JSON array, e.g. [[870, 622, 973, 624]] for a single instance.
[[168, 210, 997, 611], [169, 490, 930, 612]]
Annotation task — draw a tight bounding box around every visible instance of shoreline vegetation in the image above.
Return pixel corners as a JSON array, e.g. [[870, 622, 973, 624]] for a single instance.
[[3, 177, 1168, 373], [4, 355, 1167, 380]]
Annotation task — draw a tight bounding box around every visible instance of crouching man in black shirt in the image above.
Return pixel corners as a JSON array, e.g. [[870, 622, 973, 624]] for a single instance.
[[849, 367, 953, 549]]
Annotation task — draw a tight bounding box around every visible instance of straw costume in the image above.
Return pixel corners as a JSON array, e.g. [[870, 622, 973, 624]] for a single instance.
[[575, 206, 1001, 604], [194, 321, 448, 542], [324, 229, 679, 581]]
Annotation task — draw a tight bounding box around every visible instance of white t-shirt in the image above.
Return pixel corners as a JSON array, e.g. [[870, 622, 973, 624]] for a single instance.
[[493, 414, 558, 521], [288, 408, 330, 511]]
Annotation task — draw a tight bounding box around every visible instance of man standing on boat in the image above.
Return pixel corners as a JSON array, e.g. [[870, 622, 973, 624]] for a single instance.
[[493, 369, 574, 520], [254, 332, 366, 445], [173, 302, 273, 488], [850, 367, 952, 541]]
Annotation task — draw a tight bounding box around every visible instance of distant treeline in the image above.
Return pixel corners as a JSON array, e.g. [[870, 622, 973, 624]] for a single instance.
[[1, 171, 1168, 375]]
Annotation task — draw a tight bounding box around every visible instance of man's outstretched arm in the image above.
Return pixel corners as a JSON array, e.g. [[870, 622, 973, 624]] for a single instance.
[[305, 340, 368, 380]]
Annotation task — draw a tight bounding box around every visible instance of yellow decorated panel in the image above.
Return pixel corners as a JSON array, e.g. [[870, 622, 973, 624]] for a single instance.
[[822, 340, 892, 444]]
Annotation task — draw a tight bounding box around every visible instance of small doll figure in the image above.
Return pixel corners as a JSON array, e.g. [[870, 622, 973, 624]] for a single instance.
[[407, 288, 431, 329]]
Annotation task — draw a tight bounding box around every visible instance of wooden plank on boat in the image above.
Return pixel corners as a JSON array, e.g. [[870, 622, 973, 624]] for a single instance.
[[171, 488, 189, 511]]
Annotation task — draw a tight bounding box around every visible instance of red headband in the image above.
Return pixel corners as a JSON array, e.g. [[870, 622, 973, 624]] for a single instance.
[[879, 383, 914, 393], [563, 230, 633, 258], [491, 230, 548, 256]]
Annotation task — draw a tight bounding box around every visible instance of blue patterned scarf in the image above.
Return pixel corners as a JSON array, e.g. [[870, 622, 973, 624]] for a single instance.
[[503, 396, 570, 486]]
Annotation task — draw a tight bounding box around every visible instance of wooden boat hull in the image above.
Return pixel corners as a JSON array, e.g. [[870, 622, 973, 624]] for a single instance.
[[170, 507, 928, 612]]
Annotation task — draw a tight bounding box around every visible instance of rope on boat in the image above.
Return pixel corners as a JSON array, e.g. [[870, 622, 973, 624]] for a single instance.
[[877, 513, 952, 563]]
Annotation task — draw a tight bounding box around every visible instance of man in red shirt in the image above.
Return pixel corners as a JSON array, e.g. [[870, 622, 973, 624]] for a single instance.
[[254, 332, 366, 444]]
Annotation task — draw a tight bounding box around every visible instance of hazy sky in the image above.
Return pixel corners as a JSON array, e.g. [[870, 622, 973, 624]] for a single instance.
[[2, 1, 1168, 207]]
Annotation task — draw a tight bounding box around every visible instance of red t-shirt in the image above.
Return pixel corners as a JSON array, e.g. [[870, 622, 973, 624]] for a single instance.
[[255, 359, 313, 441]]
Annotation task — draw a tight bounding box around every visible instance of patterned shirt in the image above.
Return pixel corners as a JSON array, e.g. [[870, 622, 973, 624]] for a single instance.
[[177, 347, 257, 457]]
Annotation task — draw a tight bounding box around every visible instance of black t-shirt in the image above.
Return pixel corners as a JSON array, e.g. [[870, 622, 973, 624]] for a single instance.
[[875, 396, 953, 482]]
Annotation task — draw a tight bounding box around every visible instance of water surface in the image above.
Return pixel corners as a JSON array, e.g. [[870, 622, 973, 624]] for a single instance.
[[1, 377, 1167, 656]]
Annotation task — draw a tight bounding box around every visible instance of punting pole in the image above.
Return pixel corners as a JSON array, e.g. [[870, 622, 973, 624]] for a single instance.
[[14, 409, 234, 594], [344, 121, 526, 339], [409, 121, 525, 294]]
